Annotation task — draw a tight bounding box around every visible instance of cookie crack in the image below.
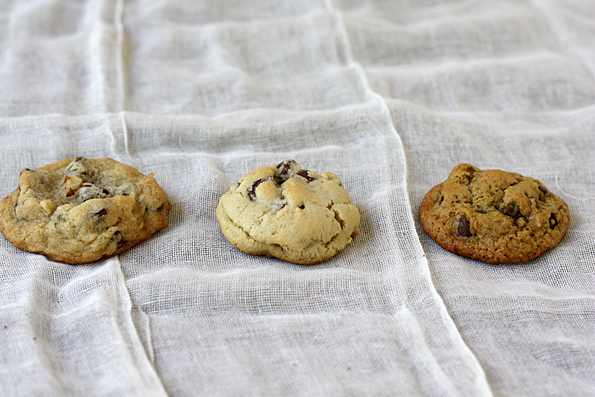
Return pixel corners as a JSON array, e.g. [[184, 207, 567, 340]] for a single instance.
[[222, 207, 267, 247], [332, 207, 345, 229], [324, 204, 346, 250]]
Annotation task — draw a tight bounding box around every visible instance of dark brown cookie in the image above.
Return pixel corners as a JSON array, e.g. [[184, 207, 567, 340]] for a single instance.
[[419, 164, 569, 263]]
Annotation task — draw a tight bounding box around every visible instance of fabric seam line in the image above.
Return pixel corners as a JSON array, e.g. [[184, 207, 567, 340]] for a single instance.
[[114, 255, 169, 396], [326, 5, 495, 396]]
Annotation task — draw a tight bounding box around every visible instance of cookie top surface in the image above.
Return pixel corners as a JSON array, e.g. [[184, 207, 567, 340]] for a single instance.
[[216, 160, 360, 264], [0, 157, 171, 264], [419, 163, 569, 263]]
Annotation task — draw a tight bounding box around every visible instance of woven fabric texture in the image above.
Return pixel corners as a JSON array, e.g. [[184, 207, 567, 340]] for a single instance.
[[0, 1, 593, 396]]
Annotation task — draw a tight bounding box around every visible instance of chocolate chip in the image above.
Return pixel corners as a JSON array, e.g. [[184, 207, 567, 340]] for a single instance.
[[539, 186, 548, 195], [248, 178, 271, 201], [247, 179, 262, 200], [76, 183, 109, 202], [299, 205, 305, 209], [92, 208, 108, 218], [437, 196, 444, 205], [277, 163, 289, 176], [458, 215, 471, 237], [65, 157, 90, 179], [499, 203, 521, 220], [297, 170, 316, 183], [549, 213, 558, 229], [111, 231, 125, 248], [156, 204, 164, 213], [277, 160, 296, 178]]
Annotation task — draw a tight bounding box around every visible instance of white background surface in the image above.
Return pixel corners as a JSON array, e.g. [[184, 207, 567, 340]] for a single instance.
[[0, 1, 593, 396]]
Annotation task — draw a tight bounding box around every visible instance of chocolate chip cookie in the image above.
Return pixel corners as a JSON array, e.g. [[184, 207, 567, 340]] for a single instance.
[[419, 163, 569, 263], [0, 157, 171, 264], [216, 160, 360, 264]]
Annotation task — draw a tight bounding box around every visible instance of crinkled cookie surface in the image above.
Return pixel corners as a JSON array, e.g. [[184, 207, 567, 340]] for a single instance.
[[419, 163, 569, 263], [216, 160, 360, 264], [0, 157, 171, 264]]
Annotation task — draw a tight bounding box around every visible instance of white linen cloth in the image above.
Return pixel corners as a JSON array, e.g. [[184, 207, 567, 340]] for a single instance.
[[0, 0, 593, 396]]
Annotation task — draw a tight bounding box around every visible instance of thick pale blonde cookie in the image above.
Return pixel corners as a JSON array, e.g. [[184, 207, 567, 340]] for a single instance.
[[419, 163, 569, 263], [0, 157, 171, 264], [216, 160, 360, 264]]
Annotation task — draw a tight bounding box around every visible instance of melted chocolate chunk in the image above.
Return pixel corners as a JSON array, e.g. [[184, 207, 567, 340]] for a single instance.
[[92, 208, 108, 218], [437, 196, 444, 206], [247, 178, 272, 201], [539, 186, 548, 195], [458, 215, 471, 237], [271, 197, 286, 212], [296, 170, 315, 183], [549, 213, 558, 229], [499, 202, 521, 220], [76, 183, 110, 202], [65, 157, 90, 179], [276, 160, 296, 178], [111, 231, 125, 248]]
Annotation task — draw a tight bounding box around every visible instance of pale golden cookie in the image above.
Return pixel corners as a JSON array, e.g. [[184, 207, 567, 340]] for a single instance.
[[419, 163, 569, 263], [0, 157, 171, 264], [216, 160, 360, 264]]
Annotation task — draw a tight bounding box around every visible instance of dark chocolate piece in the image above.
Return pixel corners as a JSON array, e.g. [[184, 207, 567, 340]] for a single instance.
[[458, 215, 471, 237], [297, 170, 315, 183], [549, 213, 558, 229], [92, 208, 108, 218]]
